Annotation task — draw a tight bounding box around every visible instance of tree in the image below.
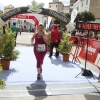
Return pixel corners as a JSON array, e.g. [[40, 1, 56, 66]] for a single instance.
[[65, 13, 71, 20], [54, 19, 60, 24], [74, 11, 95, 22], [74, 12, 82, 22]]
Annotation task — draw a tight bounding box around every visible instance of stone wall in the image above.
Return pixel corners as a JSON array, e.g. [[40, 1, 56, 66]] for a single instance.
[[89, 0, 100, 19]]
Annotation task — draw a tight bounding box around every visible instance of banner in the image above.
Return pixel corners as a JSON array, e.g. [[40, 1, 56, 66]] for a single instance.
[[79, 38, 100, 63], [70, 36, 77, 44], [66, 22, 75, 32], [71, 9, 78, 23], [47, 16, 52, 29], [66, 9, 78, 32], [12, 14, 39, 33], [0, 0, 69, 25], [12, 14, 39, 23]]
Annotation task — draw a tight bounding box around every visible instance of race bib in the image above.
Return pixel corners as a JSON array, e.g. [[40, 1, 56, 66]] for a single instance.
[[36, 44, 46, 52]]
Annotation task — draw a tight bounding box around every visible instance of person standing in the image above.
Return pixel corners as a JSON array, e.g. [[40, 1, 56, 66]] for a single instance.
[[11, 22, 18, 46], [31, 24, 48, 80], [49, 24, 61, 58], [19, 26, 22, 36], [71, 29, 76, 36]]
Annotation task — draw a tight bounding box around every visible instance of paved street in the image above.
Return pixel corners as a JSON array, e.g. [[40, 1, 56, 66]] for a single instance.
[[0, 32, 100, 100]]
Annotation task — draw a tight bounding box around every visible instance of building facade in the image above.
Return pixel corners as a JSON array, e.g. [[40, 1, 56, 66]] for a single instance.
[[89, 0, 100, 20], [0, 10, 3, 17], [69, 0, 76, 13], [70, 0, 100, 21], [70, 0, 76, 6], [49, 0, 70, 13], [72, 0, 90, 12], [4, 4, 14, 13]]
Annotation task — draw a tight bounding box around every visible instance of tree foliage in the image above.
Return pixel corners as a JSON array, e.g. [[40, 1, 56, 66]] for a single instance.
[[54, 19, 60, 24], [57, 33, 72, 54], [0, 60, 6, 89], [65, 13, 71, 20], [74, 11, 95, 22]]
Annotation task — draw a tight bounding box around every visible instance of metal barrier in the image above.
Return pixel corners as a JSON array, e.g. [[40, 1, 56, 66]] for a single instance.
[[70, 36, 100, 79]]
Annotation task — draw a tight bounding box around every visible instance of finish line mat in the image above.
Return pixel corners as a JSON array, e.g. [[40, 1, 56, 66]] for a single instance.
[[0, 47, 99, 85]]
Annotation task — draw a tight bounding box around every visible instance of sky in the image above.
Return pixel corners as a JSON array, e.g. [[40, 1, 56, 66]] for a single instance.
[[0, 0, 70, 11]]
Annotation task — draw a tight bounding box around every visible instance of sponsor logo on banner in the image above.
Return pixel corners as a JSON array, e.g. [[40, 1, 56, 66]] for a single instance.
[[84, 45, 96, 54], [79, 39, 100, 63], [49, 10, 68, 23], [2, 8, 21, 19]]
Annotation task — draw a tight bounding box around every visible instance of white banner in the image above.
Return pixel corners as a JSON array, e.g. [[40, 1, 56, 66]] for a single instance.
[[47, 16, 52, 29], [66, 22, 75, 32], [66, 9, 78, 32], [71, 9, 78, 23]]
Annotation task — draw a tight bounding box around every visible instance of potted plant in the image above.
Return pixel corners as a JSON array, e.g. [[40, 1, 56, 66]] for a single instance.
[[0, 35, 3, 59], [0, 26, 20, 70], [0, 64, 6, 89], [57, 33, 72, 62]]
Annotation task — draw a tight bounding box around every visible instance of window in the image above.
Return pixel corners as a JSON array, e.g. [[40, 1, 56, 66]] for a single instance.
[[56, 5, 57, 7], [86, 0, 88, 5], [77, 6, 79, 11], [20, 20, 22, 24], [50, 5, 51, 8], [18, 20, 20, 24], [53, 0, 58, 2], [82, 2, 83, 7]]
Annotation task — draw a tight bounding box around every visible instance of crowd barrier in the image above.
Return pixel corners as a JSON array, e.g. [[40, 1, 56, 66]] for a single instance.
[[70, 36, 81, 64], [70, 36, 100, 79]]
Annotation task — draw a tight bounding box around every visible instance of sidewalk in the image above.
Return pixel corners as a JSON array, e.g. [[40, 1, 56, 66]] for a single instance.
[[1, 93, 100, 100], [0, 32, 100, 100]]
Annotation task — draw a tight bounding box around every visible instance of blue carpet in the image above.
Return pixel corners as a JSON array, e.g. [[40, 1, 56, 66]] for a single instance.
[[0, 47, 99, 85]]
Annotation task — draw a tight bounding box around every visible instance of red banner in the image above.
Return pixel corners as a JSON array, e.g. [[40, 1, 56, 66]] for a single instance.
[[79, 38, 100, 63], [70, 36, 77, 44], [12, 14, 39, 33]]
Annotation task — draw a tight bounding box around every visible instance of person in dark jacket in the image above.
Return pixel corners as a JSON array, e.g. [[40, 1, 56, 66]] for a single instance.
[[49, 24, 61, 58]]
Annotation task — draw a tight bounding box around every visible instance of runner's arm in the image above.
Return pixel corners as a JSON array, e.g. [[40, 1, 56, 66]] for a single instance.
[[42, 33, 48, 44], [31, 33, 36, 46]]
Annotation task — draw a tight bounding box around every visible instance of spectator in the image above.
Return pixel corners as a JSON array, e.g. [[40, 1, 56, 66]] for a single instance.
[[19, 27, 22, 36], [71, 29, 76, 36], [49, 24, 61, 58], [11, 22, 18, 46]]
